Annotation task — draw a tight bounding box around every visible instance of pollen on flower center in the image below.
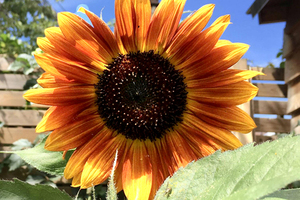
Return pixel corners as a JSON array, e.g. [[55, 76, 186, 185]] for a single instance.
[[95, 51, 187, 141]]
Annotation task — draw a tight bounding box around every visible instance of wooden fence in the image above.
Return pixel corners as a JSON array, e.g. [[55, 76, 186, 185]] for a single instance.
[[251, 67, 290, 142]]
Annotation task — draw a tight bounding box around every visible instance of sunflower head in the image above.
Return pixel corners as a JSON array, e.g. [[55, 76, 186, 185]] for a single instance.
[[24, 0, 261, 199]]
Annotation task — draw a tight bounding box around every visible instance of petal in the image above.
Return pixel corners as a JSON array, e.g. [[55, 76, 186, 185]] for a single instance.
[[165, 4, 215, 57], [64, 126, 115, 180], [35, 53, 98, 84], [122, 140, 152, 200], [145, 0, 186, 52], [186, 69, 263, 87], [183, 113, 242, 150], [171, 22, 230, 67], [37, 37, 62, 56], [211, 14, 231, 26], [175, 124, 219, 157], [187, 100, 256, 133], [165, 130, 198, 167], [37, 73, 78, 88], [78, 7, 119, 56], [145, 140, 167, 200], [115, 0, 137, 52], [132, 0, 151, 51], [187, 81, 258, 106], [58, 12, 114, 63], [182, 43, 249, 79], [71, 172, 82, 187], [80, 135, 127, 188], [44, 27, 106, 72], [45, 115, 104, 151], [23, 85, 96, 106], [36, 99, 95, 133]]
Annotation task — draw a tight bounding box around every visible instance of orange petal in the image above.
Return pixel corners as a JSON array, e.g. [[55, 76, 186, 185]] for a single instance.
[[211, 14, 231, 26], [165, 130, 198, 170], [58, 12, 114, 64], [37, 73, 78, 88], [187, 100, 256, 133], [145, 140, 168, 200], [36, 99, 95, 133], [35, 53, 98, 85], [44, 27, 106, 72], [183, 113, 242, 150], [187, 81, 258, 106], [175, 124, 218, 157], [132, 0, 151, 51], [115, 0, 137, 52], [80, 135, 127, 188], [64, 126, 114, 180], [165, 4, 215, 57], [23, 86, 96, 106], [122, 140, 152, 200], [183, 43, 249, 79], [71, 171, 83, 187], [186, 69, 263, 87], [45, 115, 104, 151], [172, 22, 230, 67], [145, 0, 186, 52], [37, 37, 62, 57], [78, 7, 119, 56]]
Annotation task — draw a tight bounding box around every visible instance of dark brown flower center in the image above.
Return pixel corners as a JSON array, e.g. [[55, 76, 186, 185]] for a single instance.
[[95, 51, 187, 141]]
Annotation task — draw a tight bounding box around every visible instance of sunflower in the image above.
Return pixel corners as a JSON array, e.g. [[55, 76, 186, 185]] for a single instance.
[[23, 0, 260, 199]]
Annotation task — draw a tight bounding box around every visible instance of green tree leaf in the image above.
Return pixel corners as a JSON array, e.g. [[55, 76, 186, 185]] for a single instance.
[[261, 188, 300, 200], [0, 179, 72, 200], [155, 135, 300, 200], [10, 136, 72, 176]]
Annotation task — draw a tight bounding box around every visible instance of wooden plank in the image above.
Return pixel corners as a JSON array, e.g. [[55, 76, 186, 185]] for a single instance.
[[231, 59, 247, 70], [285, 48, 300, 83], [259, 4, 287, 24], [0, 127, 40, 144], [255, 83, 287, 97], [253, 100, 288, 115], [0, 109, 45, 126], [287, 78, 300, 114], [291, 111, 300, 134], [0, 74, 32, 90], [254, 118, 291, 133], [251, 67, 285, 81], [0, 91, 48, 108]]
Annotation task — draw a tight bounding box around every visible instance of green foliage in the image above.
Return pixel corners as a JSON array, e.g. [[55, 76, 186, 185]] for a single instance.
[[0, 0, 63, 55], [8, 53, 40, 75], [0, 179, 72, 200], [276, 48, 285, 69], [0, 33, 32, 57], [1, 135, 73, 176], [155, 135, 300, 200]]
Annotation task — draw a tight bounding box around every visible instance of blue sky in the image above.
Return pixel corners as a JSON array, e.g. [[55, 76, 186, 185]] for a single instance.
[[50, 0, 286, 68]]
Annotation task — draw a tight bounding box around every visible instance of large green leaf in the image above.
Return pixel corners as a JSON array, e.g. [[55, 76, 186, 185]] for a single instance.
[[1, 136, 73, 176], [0, 179, 72, 200], [261, 188, 300, 200], [155, 135, 300, 200]]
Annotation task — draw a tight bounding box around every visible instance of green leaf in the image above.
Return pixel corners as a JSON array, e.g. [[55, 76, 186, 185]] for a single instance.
[[0, 179, 72, 200], [155, 135, 300, 200], [12, 136, 71, 176], [261, 188, 300, 200], [23, 78, 37, 90]]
